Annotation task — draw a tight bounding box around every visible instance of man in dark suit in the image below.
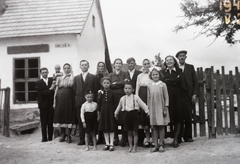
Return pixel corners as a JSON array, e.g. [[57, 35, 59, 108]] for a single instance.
[[176, 50, 198, 142], [36, 67, 55, 142], [73, 60, 98, 145], [126, 57, 144, 146]]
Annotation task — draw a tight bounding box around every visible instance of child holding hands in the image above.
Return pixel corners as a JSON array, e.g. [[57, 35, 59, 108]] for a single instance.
[[81, 89, 99, 151], [147, 68, 169, 152], [115, 82, 149, 153]]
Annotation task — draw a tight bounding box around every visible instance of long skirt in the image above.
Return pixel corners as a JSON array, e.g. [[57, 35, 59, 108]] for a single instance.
[[53, 87, 75, 128], [138, 86, 150, 128]]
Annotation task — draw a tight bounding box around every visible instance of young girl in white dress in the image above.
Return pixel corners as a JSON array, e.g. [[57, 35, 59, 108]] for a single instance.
[[147, 68, 169, 152]]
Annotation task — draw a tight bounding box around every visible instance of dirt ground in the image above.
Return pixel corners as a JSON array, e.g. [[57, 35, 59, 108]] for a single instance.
[[0, 128, 240, 164]]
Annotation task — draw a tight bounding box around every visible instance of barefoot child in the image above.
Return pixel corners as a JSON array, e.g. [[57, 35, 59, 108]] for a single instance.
[[81, 89, 99, 151], [115, 82, 149, 153], [147, 68, 169, 152], [98, 77, 116, 151]]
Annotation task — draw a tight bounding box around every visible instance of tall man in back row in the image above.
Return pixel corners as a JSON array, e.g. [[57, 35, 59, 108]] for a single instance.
[[176, 50, 198, 142], [73, 60, 98, 145]]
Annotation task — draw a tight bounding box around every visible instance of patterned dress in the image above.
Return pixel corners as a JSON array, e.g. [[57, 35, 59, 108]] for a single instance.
[[147, 81, 170, 126]]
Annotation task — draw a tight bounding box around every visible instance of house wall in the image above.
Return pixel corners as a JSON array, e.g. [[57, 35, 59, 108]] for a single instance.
[[76, 0, 106, 74], [0, 34, 79, 109]]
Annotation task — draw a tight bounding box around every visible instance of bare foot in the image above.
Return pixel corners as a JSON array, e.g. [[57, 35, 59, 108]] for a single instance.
[[93, 147, 97, 151], [85, 147, 89, 151], [132, 147, 137, 153], [128, 147, 133, 153]]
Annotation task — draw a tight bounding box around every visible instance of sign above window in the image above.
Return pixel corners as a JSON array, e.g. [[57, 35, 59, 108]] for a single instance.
[[7, 44, 49, 54]]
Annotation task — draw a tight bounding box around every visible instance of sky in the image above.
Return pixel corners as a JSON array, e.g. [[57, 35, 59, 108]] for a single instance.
[[100, 0, 240, 72]]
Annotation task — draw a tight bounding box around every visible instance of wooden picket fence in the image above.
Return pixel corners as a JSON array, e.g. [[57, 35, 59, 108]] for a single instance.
[[0, 84, 11, 137], [192, 66, 240, 138]]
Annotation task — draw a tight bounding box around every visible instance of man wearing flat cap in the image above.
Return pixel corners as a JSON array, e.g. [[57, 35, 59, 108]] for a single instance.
[[176, 50, 198, 143]]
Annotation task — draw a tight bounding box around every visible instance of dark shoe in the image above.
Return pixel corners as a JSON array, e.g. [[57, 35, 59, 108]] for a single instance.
[[151, 147, 159, 152], [172, 143, 179, 148], [109, 145, 114, 151], [120, 141, 126, 147], [42, 139, 48, 142], [59, 137, 66, 142], [113, 140, 119, 146], [178, 138, 182, 144], [184, 138, 194, 142], [77, 141, 85, 145], [103, 145, 109, 151], [66, 136, 72, 143]]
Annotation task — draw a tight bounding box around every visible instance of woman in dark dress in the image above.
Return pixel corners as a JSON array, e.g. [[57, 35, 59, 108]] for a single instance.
[[163, 56, 182, 148], [53, 63, 75, 143], [95, 61, 109, 144], [109, 58, 130, 146]]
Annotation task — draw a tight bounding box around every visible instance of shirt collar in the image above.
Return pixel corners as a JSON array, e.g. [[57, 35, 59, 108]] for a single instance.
[[179, 63, 185, 66], [82, 72, 88, 75], [165, 67, 176, 72], [152, 81, 161, 85], [128, 69, 135, 73]]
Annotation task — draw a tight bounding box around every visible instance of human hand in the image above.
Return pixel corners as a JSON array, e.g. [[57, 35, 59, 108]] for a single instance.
[[112, 82, 117, 85], [163, 107, 168, 117], [192, 95, 197, 103], [83, 122, 87, 128], [97, 112, 100, 121], [114, 113, 118, 120], [53, 102, 56, 109]]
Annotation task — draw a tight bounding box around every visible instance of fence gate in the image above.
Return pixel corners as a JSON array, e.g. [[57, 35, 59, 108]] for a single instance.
[[195, 66, 240, 138]]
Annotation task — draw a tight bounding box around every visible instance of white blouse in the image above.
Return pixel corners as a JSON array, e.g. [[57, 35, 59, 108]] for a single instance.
[[135, 72, 151, 96]]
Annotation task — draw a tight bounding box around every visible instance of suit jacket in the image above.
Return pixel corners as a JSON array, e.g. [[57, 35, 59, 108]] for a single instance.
[[73, 73, 98, 108], [36, 78, 54, 110], [128, 69, 142, 93], [181, 63, 198, 98]]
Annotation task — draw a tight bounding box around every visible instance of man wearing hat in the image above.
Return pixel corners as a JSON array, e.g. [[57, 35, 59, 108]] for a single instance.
[[176, 50, 198, 142]]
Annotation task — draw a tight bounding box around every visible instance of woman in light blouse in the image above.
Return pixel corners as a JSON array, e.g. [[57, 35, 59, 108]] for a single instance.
[[136, 59, 152, 147], [53, 63, 75, 143]]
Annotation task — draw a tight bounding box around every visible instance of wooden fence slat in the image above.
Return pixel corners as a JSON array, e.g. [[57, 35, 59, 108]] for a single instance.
[[229, 71, 235, 134], [216, 70, 223, 135], [193, 104, 197, 137], [3, 88, 10, 137], [210, 67, 216, 136], [235, 67, 240, 133], [197, 68, 206, 136], [221, 66, 228, 135]]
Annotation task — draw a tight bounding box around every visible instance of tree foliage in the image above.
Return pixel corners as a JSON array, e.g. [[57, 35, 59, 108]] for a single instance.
[[174, 0, 240, 44]]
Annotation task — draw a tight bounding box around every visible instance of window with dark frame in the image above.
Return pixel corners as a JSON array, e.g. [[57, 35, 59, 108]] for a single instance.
[[92, 15, 95, 27], [14, 58, 40, 103]]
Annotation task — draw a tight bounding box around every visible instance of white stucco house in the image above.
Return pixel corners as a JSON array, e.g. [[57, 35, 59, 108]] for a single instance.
[[0, 0, 111, 109]]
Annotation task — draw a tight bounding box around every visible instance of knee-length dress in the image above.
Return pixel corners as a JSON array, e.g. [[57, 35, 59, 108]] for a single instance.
[[163, 68, 182, 123], [53, 74, 75, 128], [136, 72, 151, 128], [98, 90, 116, 133], [147, 81, 170, 126]]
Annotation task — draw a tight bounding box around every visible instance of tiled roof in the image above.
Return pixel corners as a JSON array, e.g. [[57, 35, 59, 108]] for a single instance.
[[0, 0, 94, 38]]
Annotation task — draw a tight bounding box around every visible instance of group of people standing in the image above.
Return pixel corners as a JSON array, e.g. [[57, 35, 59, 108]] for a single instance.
[[36, 50, 198, 153]]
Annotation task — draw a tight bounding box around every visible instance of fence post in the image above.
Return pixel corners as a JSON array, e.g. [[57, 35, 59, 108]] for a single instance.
[[216, 70, 223, 135], [197, 67, 206, 136], [221, 66, 228, 135], [3, 87, 10, 137], [235, 67, 240, 133], [229, 71, 235, 134]]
